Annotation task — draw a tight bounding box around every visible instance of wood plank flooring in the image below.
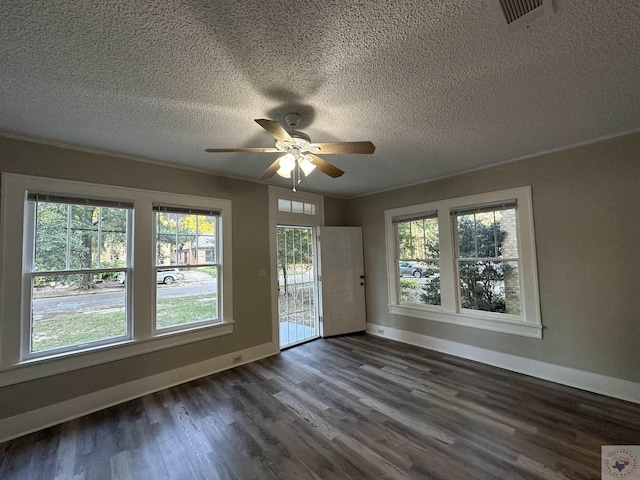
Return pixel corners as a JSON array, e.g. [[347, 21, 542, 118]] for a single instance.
[[1, 334, 639, 479]]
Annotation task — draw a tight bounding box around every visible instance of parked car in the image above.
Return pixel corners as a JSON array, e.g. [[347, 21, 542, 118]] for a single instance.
[[157, 268, 180, 284], [117, 268, 180, 285], [398, 261, 433, 278]]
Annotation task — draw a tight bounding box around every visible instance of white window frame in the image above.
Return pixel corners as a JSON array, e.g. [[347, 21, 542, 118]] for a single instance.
[[393, 211, 441, 306], [22, 197, 134, 359], [152, 206, 222, 335], [384, 186, 542, 338], [0, 173, 234, 387]]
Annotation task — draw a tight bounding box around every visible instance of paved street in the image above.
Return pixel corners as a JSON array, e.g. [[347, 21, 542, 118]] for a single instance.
[[33, 282, 215, 313]]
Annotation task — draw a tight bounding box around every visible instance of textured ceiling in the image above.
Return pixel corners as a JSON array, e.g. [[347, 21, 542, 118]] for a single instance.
[[1, 1, 639, 197]]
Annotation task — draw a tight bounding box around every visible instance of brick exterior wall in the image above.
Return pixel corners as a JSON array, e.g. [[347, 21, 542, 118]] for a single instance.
[[500, 209, 521, 315]]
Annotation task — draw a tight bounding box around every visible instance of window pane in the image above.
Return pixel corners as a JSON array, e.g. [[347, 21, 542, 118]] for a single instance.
[[278, 199, 291, 212], [458, 209, 517, 260], [31, 272, 127, 352], [35, 202, 68, 271], [474, 212, 497, 258], [70, 205, 99, 269], [303, 203, 316, 215], [457, 213, 477, 258], [198, 235, 216, 264], [195, 215, 217, 263], [156, 212, 177, 265], [155, 212, 217, 266], [291, 201, 304, 214], [496, 208, 518, 259], [176, 235, 195, 265], [397, 217, 439, 261], [156, 267, 218, 329], [34, 202, 129, 272], [100, 207, 128, 267], [458, 260, 520, 314], [399, 261, 440, 306]]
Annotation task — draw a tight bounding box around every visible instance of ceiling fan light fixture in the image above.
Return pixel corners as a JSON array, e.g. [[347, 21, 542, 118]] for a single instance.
[[276, 167, 292, 178], [298, 156, 316, 176], [206, 115, 374, 183], [276, 153, 296, 178], [280, 153, 296, 170]]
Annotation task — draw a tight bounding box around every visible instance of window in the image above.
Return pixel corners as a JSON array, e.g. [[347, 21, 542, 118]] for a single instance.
[[454, 203, 520, 315], [154, 206, 220, 332], [24, 195, 132, 358], [385, 186, 541, 338], [277, 198, 317, 216], [0, 173, 233, 384], [394, 213, 441, 306]]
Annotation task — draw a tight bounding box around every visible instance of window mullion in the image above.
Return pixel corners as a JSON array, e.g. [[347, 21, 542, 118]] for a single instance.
[[66, 204, 71, 270], [493, 211, 498, 258], [2, 173, 233, 373], [97, 208, 102, 269], [384, 186, 540, 337], [437, 210, 457, 312]]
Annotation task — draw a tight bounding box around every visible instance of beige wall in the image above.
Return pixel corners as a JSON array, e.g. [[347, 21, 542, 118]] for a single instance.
[[2, 131, 638, 422], [323, 195, 349, 226], [0, 137, 344, 420], [347, 131, 640, 383]]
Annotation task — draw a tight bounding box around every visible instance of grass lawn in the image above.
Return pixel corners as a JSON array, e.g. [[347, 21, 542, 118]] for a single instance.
[[32, 293, 217, 352], [199, 268, 217, 278], [32, 309, 126, 352], [156, 293, 217, 329]]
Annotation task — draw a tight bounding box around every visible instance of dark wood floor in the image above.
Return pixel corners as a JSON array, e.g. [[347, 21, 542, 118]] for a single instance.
[[1, 334, 639, 479]]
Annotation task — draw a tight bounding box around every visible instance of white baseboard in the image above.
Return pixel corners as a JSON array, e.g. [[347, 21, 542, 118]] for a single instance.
[[0, 342, 280, 444], [366, 323, 640, 405]]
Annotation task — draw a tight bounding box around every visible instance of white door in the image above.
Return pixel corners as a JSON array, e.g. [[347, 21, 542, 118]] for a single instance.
[[318, 226, 366, 337]]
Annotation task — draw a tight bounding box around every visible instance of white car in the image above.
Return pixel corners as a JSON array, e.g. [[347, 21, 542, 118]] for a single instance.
[[117, 268, 180, 285]]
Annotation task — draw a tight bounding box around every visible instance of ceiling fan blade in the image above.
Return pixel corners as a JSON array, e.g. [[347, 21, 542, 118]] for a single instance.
[[205, 147, 279, 153], [255, 119, 295, 144], [313, 142, 375, 154], [260, 159, 281, 179], [307, 154, 344, 178]]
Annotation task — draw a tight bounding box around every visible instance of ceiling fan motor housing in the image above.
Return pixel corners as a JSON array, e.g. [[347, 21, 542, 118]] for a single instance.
[[284, 112, 302, 129], [290, 130, 311, 143]]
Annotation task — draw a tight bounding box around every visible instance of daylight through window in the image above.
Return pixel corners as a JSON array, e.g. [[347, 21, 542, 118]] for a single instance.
[[384, 187, 541, 338], [1, 173, 234, 377], [154, 206, 221, 331], [393, 213, 441, 306], [26, 194, 132, 356], [454, 204, 520, 315]]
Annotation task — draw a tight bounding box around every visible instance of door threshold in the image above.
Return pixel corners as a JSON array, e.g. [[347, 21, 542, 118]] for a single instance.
[[281, 335, 320, 350]]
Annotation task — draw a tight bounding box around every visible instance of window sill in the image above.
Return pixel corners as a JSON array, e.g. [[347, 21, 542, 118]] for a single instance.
[[389, 304, 541, 338], [0, 320, 234, 387]]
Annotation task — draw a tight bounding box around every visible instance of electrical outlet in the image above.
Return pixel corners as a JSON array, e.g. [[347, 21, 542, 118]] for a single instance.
[[377, 328, 385, 335], [232, 355, 243, 364]]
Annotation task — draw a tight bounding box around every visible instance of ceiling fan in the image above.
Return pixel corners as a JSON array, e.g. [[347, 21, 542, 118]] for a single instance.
[[205, 113, 375, 189]]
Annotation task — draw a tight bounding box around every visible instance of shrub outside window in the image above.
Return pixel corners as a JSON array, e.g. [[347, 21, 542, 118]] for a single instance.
[[453, 204, 520, 315], [393, 213, 441, 306], [384, 186, 541, 338]]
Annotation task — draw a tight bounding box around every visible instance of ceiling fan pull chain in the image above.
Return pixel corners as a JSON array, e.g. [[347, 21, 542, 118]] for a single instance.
[[292, 166, 297, 192]]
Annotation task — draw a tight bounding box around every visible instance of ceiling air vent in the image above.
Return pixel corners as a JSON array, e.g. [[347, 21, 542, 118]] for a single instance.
[[491, 0, 554, 35]]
